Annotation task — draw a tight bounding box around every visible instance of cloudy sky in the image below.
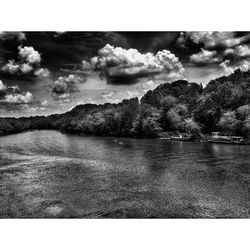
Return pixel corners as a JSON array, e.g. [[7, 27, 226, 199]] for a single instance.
[[1, 31, 250, 117]]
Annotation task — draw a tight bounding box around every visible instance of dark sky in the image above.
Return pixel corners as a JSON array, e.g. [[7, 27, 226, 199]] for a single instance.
[[1, 31, 250, 117], [0, 32, 202, 67]]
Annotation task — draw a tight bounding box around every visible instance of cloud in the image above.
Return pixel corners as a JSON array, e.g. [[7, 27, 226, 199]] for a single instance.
[[101, 90, 115, 99], [101, 80, 160, 103], [1, 46, 50, 77], [52, 92, 72, 104], [187, 32, 245, 48], [61, 74, 82, 83], [219, 60, 235, 75], [0, 79, 33, 104], [84, 44, 185, 83], [219, 59, 250, 76], [0, 80, 7, 92], [41, 100, 49, 107], [138, 80, 159, 94], [18, 46, 41, 65], [0, 80, 20, 95], [19, 63, 33, 74], [82, 60, 94, 70], [124, 91, 139, 100], [177, 32, 250, 50], [4, 92, 33, 104], [52, 80, 68, 93], [190, 48, 220, 65], [240, 60, 250, 72], [118, 81, 160, 101], [178, 32, 250, 68], [52, 74, 81, 94], [2, 60, 20, 74], [0, 32, 26, 41], [224, 45, 250, 57], [34, 68, 50, 77]]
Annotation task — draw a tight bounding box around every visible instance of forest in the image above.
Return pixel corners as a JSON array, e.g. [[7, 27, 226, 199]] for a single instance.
[[1, 69, 250, 139]]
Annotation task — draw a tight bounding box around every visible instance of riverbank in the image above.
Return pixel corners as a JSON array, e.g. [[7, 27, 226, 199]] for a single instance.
[[1, 127, 250, 147]]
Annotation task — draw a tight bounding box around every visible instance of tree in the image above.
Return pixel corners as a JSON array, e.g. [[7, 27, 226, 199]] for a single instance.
[[218, 111, 237, 134], [166, 108, 182, 131], [141, 106, 163, 137], [242, 117, 250, 139], [182, 118, 201, 135], [236, 104, 250, 121], [194, 94, 221, 133], [160, 95, 178, 110]]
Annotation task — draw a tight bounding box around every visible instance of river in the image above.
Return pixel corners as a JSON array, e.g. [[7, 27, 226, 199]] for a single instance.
[[0, 130, 249, 218]]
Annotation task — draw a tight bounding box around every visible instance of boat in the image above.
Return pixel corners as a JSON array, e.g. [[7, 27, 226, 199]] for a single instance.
[[170, 133, 193, 141], [207, 132, 246, 144]]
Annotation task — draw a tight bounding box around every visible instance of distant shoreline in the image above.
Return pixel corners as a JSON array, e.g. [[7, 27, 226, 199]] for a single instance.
[[1, 129, 250, 147], [2, 71, 250, 141]]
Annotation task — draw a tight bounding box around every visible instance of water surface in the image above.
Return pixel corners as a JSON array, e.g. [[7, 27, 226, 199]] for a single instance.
[[0, 130, 249, 218]]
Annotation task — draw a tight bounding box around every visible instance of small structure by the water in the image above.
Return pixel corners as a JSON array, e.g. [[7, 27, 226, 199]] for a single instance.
[[171, 133, 193, 141], [208, 132, 244, 144]]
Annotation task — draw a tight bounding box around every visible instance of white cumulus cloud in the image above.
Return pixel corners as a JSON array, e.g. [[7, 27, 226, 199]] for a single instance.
[[239, 60, 250, 72], [0, 80, 34, 104], [2, 60, 20, 74], [224, 44, 250, 57], [34, 68, 50, 77], [52, 80, 68, 93], [18, 46, 41, 65], [187, 32, 245, 48], [1, 46, 49, 77], [190, 48, 220, 64], [219, 60, 235, 75], [219, 59, 250, 76], [3, 92, 33, 104], [19, 63, 33, 74], [82, 60, 94, 70], [84, 44, 185, 81], [52, 74, 82, 94]]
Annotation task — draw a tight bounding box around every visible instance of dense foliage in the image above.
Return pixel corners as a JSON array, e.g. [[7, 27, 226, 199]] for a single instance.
[[1, 70, 250, 139]]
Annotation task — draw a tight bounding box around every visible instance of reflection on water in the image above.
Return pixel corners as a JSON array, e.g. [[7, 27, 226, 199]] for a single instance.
[[0, 130, 249, 218]]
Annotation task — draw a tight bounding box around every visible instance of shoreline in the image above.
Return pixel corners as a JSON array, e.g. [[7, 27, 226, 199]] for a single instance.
[[1, 128, 250, 146]]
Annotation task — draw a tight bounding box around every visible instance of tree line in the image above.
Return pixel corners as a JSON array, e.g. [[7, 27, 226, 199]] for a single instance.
[[1, 69, 250, 139]]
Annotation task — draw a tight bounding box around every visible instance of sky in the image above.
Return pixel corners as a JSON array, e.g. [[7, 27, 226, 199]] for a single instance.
[[1, 31, 250, 117]]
